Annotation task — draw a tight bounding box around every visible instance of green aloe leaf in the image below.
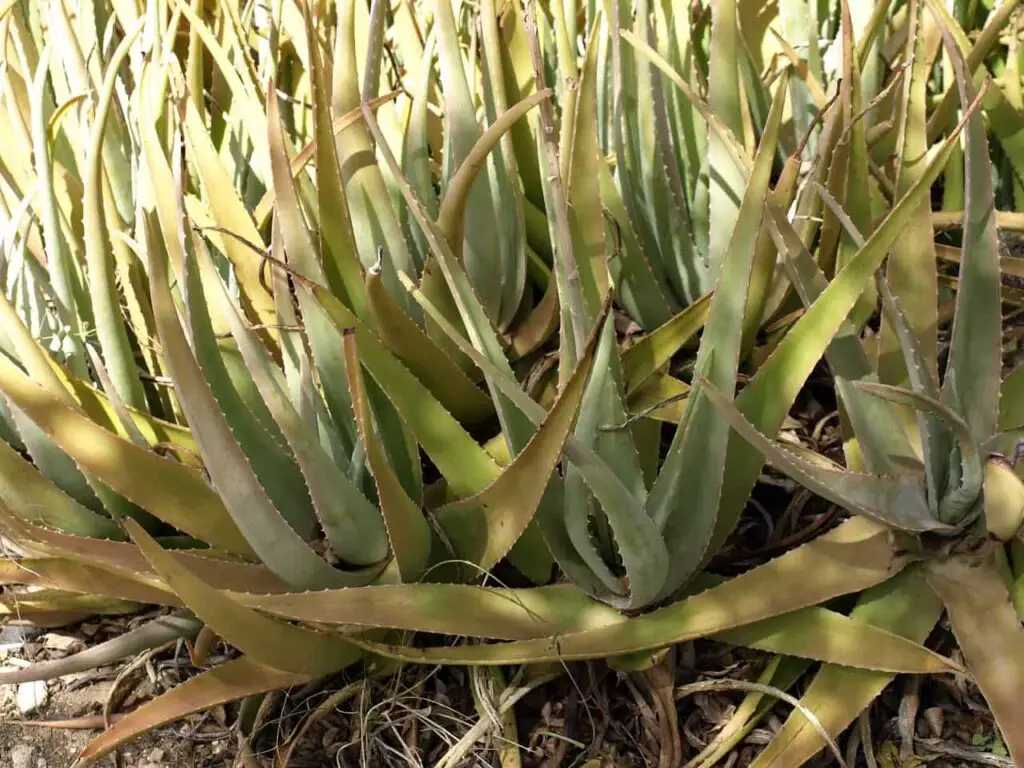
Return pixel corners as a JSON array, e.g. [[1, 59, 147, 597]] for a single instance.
[[621, 292, 710, 394], [751, 569, 944, 768], [342, 330, 432, 584], [348, 518, 902, 664], [0, 350, 251, 555], [930, 0, 1002, 449], [647, 71, 789, 599], [199, 243, 389, 570], [81, 20, 146, 410], [0, 504, 289, 596], [1002, 364, 1024, 431], [301, 2, 367, 318], [0, 437, 120, 539], [764, 204, 919, 476], [434, 314, 600, 572], [707, 77, 986, 555], [124, 518, 363, 676], [926, 546, 1024, 765], [145, 214, 355, 589], [854, 380, 983, 524], [699, 375, 949, 532], [878, 0, 938, 388]]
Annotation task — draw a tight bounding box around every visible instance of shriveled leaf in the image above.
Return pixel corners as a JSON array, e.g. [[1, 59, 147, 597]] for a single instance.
[[73, 657, 313, 767]]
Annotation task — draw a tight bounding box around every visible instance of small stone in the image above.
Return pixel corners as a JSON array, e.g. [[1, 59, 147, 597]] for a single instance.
[[41, 633, 83, 653], [10, 743, 34, 768], [16, 680, 48, 715], [147, 747, 165, 763]]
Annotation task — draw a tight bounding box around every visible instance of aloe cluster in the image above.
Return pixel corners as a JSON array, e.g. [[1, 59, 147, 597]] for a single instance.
[[0, 0, 1023, 764]]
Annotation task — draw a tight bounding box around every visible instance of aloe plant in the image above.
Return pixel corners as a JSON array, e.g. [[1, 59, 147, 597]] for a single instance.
[[0, 0, 1021, 765]]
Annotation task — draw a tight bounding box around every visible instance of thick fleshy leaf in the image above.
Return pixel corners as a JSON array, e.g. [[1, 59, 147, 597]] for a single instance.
[[700, 375, 948, 532], [0, 352, 251, 554], [0, 436, 120, 539], [707, 80, 986, 555], [0, 504, 289, 595], [434, 316, 599, 571], [199, 241, 388, 570], [931, 1, 1003, 448], [854, 380, 983, 524], [350, 518, 902, 664], [621, 292, 711, 393], [342, 330, 432, 583], [751, 569, 944, 768], [647, 75, 788, 598], [144, 216, 352, 589], [1002, 364, 1024, 430], [364, 271, 493, 424], [764, 204, 919, 476], [80, 21, 146, 409], [124, 518, 362, 676], [0, 613, 199, 686], [926, 546, 1024, 765], [877, 0, 939, 388]]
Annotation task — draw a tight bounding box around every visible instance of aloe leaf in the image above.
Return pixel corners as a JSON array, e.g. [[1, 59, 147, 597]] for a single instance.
[[199, 245, 389, 570], [686, 657, 809, 768], [621, 292, 710, 394], [332, 0, 419, 318], [878, 0, 939, 388], [704, 0, 747, 281], [339, 330, 431, 584], [29, 45, 87, 371], [924, 0, 1022, 142], [1002, 364, 1024, 431], [707, 79, 986, 555], [0, 505, 289, 596], [351, 517, 901, 664], [399, 273, 668, 607], [145, 215, 357, 589], [0, 556, 180, 608], [930, 1, 1002, 450], [300, 2, 367, 318], [926, 547, 1024, 764], [267, 82, 423, 502], [299, 280, 502, 499], [177, 230, 317, 539], [854, 380, 983, 524], [73, 657, 314, 767], [365, 270, 492, 422], [0, 348, 251, 554], [81, 20, 146, 409], [434, 317, 599, 572], [124, 518, 363, 676], [647, 72, 788, 599], [751, 569, 944, 768], [700, 374, 949, 532], [0, 437, 120, 539], [179, 94, 278, 341], [764, 204, 918, 476]]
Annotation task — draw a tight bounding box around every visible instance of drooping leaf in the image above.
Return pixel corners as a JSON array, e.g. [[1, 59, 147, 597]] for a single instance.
[[124, 518, 363, 676], [73, 657, 313, 767], [350, 518, 902, 664]]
